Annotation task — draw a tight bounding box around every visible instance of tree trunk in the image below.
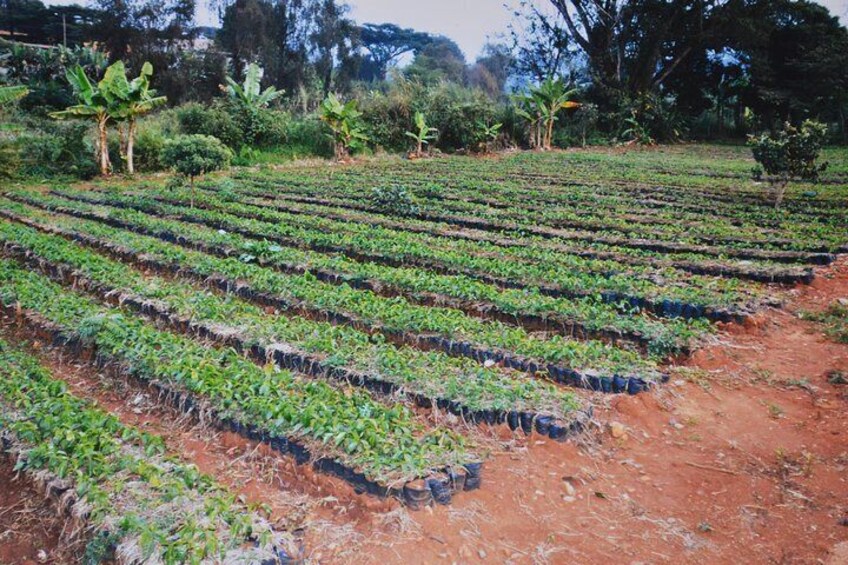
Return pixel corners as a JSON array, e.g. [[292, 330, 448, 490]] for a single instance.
[[98, 116, 111, 176], [127, 119, 137, 175], [118, 123, 127, 167], [546, 116, 555, 150], [774, 179, 788, 210], [534, 118, 542, 149], [190, 175, 195, 208]]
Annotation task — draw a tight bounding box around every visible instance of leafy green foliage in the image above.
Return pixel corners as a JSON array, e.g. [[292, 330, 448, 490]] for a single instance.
[[749, 120, 828, 208], [514, 77, 579, 150], [0, 339, 290, 564], [8, 191, 707, 359], [369, 184, 420, 216], [0, 85, 28, 106], [224, 63, 284, 109], [14, 189, 669, 373], [319, 93, 369, 160], [0, 216, 585, 416], [109, 61, 167, 174], [1, 42, 107, 114], [0, 259, 473, 481], [175, 100, 289, 153], [161, 135, 232, 186], [621, 111, 656, 146], [404, 111, 438, 156], [474, 121, 503, 153]]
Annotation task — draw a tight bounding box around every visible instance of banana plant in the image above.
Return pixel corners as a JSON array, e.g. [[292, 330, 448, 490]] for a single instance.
[[514, 78, 580, 150], [404, 112, 438, 157], [512, 91, 544, 149], [224, 63, 284, 109], [50, 65, 115, 176], [111, 62, 167, 174], [536, 77, 580, 150], [475, 121, 503, 154], [319, 93, 369, 161]]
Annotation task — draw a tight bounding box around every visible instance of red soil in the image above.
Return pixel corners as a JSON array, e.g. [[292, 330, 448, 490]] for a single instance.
[[1, 260, 846, 564], [0, 459, 78, 564], [350, 260, 848, 564]]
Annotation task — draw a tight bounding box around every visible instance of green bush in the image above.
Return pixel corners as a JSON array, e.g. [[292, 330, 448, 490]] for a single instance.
[[749, 120, 828, 208], [369, 184, 419, 216], [16, 121, 98, 179], [283, 117, 334, 158], [176, 102, 244, 149], [175, 101, 288, 151], [161, 134, 232, 189], [133, 126, 166, 172], [358, 79, 500, 153]]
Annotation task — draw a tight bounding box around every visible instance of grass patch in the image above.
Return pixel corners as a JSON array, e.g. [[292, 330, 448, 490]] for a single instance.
[[800, 301, 848, 343]]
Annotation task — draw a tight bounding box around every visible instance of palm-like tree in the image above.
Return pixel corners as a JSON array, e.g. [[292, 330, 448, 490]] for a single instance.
[[515, 78, 580, 150], [405, 112, 438, 157], [113, 62, 167, 174], [535, 77, 580, 150], [319, 93, 369, 161], [51, 61, 166, 176], [224, 63, 284, 109], [51, 65, 115, 175]]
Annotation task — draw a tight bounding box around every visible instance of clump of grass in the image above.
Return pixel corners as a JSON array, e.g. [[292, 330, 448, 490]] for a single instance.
[[765, 402, 784, 419], [800, 301, 848, 343]]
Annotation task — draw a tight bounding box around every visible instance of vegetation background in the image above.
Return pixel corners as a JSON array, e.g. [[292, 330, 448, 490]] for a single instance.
[[0, 0, 846, 180]]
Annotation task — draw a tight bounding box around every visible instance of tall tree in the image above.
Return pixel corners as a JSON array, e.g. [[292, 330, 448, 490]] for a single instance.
[[404, 35, 466, 85], [468, 43, 515, 96], [309, 0, 356, 97], [217, 0, 314, 93], [50, 63, 118, 175], [726, 0, 848, 134], [507, 1, 577, 83], [358, 23, 432, 80], [111, 61, 167, 174], [546, 0, 723, 101]]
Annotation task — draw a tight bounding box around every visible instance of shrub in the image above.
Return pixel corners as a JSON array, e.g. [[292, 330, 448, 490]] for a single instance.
[[132, 126, 166, 172], [284, 117, 334, 158], [175, 101, 288, 151], [161, 135, 232, 205], [357, 79, 501, 153], [235, 105, 288, 148], [425, 84, 496, 152], [16, 120, 98, 179], [369, 184, 419, 216], [749, 120, 828, 208], [176, 102, 244, 149]]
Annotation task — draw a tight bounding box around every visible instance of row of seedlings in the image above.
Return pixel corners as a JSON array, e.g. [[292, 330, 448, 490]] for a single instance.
[[0, 339, 299, 563], [1, 194, 709, 356], [201, 181, 817, 285], [0, 259, 483, 508], [0, 216, 593, 438], [39, 189, 765, 322], [2, 196, 666, 393]]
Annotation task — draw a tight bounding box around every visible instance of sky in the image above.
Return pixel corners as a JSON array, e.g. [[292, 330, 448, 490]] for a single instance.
[[47, 0, 848, 61]]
